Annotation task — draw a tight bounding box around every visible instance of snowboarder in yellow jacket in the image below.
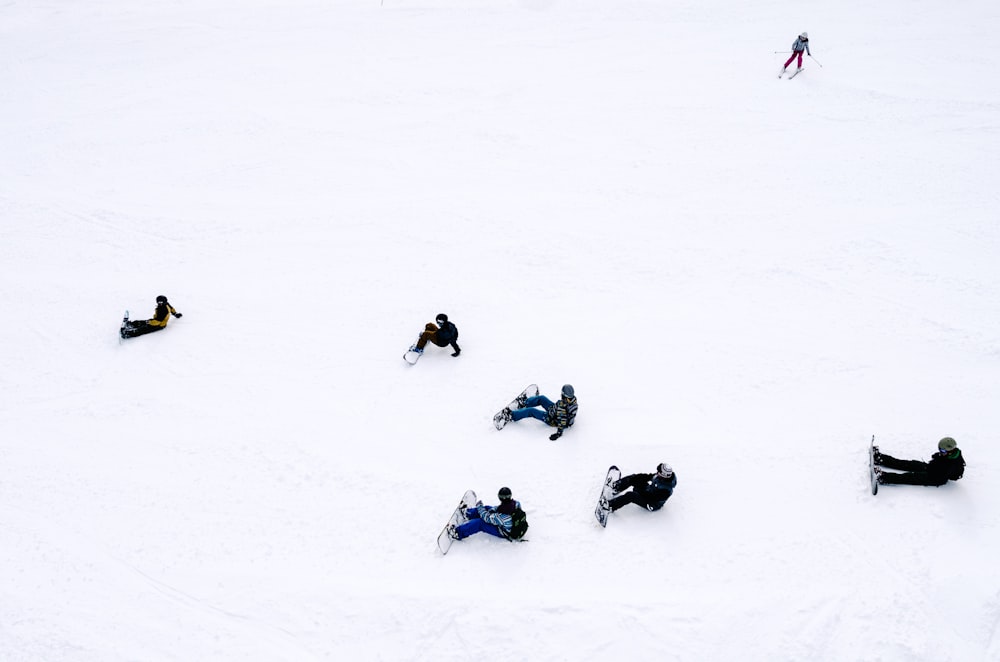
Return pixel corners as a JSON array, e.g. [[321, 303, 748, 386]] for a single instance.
[[121, 295, 183, 339]]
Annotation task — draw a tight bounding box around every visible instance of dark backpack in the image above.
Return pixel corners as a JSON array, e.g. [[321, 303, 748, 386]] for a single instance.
[[507, 505, 529, 540], [437, 321, 458, 343]]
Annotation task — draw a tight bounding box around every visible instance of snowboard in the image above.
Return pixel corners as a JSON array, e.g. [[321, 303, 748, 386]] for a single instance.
[[869, 435, 879, 496], [119, 310, 129, 343], [403, 337, 423, 365], [493, 384, 539, 430], [594, 465, 621, 528], [437, 489, 478, 555]]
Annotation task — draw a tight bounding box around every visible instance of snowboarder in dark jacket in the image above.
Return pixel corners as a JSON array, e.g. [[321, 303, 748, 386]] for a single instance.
[[121, 295, 182, 339], [874, 437, 966, 487], [413, 313, 461, 357], [608, 463, 676, 512], [449, 487, 526, 541], [506, 384, 578, 440]]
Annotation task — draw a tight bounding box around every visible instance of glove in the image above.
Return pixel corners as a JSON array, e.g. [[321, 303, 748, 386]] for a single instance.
[[476, 500, 483, 507], [174, 312, 183, 318], [549, 431, 562, 441]]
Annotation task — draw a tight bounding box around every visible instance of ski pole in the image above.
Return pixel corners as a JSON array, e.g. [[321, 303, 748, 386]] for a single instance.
[[809, 54, 824, 68], [773, 51, 791, 54]]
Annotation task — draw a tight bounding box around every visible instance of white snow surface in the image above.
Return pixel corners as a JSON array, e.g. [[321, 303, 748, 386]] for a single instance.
[[2, 0, 1000, 660]]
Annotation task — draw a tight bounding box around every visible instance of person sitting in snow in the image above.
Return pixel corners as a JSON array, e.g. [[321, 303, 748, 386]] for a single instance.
[[605, 463, 677, 513], [449, 487, 528, 541], [874, 437, 965, 487], [121, 295, 183, 339], [781, 31, 811, 75], [500, 384, 578, 441], [410, 313, 461, 357]]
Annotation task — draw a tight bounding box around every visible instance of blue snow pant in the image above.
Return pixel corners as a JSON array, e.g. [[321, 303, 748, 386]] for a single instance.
[[511, 395, 554, 424], [456, 508, 506, 539]]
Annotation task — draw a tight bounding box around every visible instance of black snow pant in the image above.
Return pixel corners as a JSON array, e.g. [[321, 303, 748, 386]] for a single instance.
[[608, 474, 660, 512], [122, 320, 164, 339], [877, 454, 948, 487]]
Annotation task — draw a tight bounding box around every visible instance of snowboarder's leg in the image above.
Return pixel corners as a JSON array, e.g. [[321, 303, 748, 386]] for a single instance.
[[450, 342, 461, 357], [122, 321, 160, 338], [523, 395, 554, 409], [456, 517, 502, 539], [878, 471, 946, 487], [612, 474, 647, 493], [877, 454, 928, 472], [511, 407, 549, 423], [415, 329, 435, 350], [608, 491, 641, 512]]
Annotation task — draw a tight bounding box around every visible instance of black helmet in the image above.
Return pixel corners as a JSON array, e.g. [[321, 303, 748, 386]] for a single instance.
[[435, 313, 449, 324], [498, 486, 513, 501], [156, 295, 168, 304]]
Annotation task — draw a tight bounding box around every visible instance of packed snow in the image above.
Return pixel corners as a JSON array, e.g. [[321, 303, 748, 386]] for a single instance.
[[2, 0, 999, 660]]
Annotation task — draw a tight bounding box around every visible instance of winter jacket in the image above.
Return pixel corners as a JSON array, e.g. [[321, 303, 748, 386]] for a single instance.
[[791, 36, 811, 55], [928, 448, 965, 482], [148, 302, 180, 328], [477, 500, 519, 534], [435, 321, 459, 344], [634, 473, 677, 511], [545, 395, 578, 432]]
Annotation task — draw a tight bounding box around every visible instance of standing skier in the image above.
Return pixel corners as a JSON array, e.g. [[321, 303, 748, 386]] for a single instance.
[[121, 295, 183, 339], [781, 32, 811, 75], [873, 437, 966, 487], [411, 313, 461, 357], [605, 463, 677, 513], [500, 384, 578, 440], [449, 487, 528, 541]]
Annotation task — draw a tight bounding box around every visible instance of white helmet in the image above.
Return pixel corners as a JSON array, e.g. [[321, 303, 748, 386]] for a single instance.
[[800, 31, 808, 39]]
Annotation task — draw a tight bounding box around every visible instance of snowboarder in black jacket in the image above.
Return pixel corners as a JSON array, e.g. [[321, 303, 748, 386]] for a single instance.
[[121, 295, 183, 339], [874, 437, 965, 487], [608, 463, 676, 512], [414, 313, 461, 356]]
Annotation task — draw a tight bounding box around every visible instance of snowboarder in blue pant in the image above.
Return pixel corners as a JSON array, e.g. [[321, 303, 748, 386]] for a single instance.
[[508, 384, 578, 440], [449, 487, 527, 541]]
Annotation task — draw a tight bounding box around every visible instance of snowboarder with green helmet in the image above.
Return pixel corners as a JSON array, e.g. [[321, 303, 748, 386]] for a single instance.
[[873, 437, 966, 487]]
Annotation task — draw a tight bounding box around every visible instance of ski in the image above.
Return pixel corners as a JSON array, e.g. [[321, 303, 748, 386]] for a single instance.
[[788, 68, 803, 80]]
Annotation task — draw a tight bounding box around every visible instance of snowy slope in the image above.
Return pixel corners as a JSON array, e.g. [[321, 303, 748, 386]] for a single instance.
[[2, 0, 1000, 660]]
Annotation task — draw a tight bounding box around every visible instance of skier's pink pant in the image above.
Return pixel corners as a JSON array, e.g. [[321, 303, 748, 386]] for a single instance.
[[784, 51, 804, 69]]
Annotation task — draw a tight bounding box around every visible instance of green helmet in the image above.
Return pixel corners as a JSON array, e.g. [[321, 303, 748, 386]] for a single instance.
[[938, 437, 957, 452]]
